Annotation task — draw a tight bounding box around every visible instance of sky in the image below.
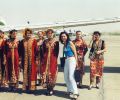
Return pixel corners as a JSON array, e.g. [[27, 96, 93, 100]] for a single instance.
[[0, 0, 120, 33]]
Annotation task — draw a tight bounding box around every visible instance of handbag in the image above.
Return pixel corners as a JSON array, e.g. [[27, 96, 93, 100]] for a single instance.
[[60, 47, 66, 68], [74, 69, 81, 83], [60, 57, 66, 68]]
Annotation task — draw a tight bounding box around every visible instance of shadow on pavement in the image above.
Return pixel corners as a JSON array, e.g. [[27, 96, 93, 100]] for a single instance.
[[84, 66, 120, 73], [53, 90, 70, 99], [56, 83, 66, 87]]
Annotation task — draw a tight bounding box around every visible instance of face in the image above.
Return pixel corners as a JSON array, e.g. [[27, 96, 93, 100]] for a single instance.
[[0, 32, 4, 38], [47, 31, 54, 39], [76, 32, 82, 39], [37, 31, 43, 39], [61, 33, 67, 43], [94, 34, 100, 41], [26, 31, 32, 38], [11, 32, 17, 39]]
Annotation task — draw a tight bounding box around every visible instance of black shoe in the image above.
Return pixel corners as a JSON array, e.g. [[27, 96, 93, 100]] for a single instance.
[[13, 88, 17, 92], [65, 92, 72, 95], [46, 91, 53, 96], [49, 91, 53, 96], [78, 84, 83, 89]]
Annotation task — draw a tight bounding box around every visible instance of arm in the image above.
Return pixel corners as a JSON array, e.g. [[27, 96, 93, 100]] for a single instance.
[[88, 39, 93, 48], [40, 40, 46, 60], [97, 41, 106, 54], [88, 35, 95, 48], [54, 41, 59, 57], [3, 40, 7, 65], [83, 40, 88, 55], [34, 39, 38, 61]]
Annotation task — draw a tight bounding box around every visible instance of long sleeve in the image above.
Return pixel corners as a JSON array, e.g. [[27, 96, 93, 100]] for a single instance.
[[54, 41, 59, 57]]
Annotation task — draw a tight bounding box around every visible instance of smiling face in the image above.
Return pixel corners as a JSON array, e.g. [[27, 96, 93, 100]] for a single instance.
[[26, 30, 32, 38], [76, 31, 82, 40], [61, 33, 68, 43], [11, 31, 17, 39], [94, 33, 100, 41], [37, 31, 44, 39], [46, 30, 54, 39]]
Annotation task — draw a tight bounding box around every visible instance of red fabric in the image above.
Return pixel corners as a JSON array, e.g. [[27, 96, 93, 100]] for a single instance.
[[31, 40, 37, 82], [5, 40, 19, 83], [0, 40, 6, 84], [73, 39, 87, 75], [40, 39, 59, 86], [90, 59, 104, 82], [20, 39, 37, 88]]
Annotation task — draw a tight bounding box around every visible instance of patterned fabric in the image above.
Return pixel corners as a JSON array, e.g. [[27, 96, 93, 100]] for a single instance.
[[20, 38, 37, 90], [89, 39, 104, 60], [40, 38, 59, 89], [5, 39, 19, 87], [0, 39, 6, 86], [73, 39, 88, 75], [90, 59, 104, 83], [36, 39, 43, 77], [89, 39, 105, 84]]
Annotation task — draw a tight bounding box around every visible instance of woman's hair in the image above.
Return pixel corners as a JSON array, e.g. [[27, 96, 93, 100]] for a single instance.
[[93, 31, 101, 36], [23, 28, 32, 38], [46, 29, 56, 38], [0, 30, 4, 34], [37, 30, 45, 35], [46, 29, 54, 34], [8, 29, 17, 38], [59, 31, 71, 44], [37, 30, 45, 40]]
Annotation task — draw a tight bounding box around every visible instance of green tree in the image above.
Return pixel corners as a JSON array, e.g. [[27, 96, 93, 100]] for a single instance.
[[0, 21, 5, 26]]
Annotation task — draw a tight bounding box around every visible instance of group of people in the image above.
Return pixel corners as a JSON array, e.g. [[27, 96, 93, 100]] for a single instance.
[[0, 28, 106, 99]]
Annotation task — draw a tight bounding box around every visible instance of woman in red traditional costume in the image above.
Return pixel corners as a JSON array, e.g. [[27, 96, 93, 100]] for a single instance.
[[40, 29, 59, 96], [5, 29, 20, 91], [88, 31, 106, 90], [0, 30, 6, 89], [36, 30, 44, 85], [19, 28, 37, 91], [72, 31, 88, 88]]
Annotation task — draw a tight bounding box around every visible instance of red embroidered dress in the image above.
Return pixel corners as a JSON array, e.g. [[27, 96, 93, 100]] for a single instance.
[[20, 38, 37, 90], [0, 39, 6, 86], [40, 38, 59, 89], [5, 39, 19, 87]]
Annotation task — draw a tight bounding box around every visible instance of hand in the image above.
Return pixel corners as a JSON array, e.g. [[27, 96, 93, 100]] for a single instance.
[[36, 60, 39, 65], [96, 50, 102, 54], [76, 67, 80, 70], [76, 62, 78, 67], [3, 60, 6, 65], [19, 60, 21, 65]]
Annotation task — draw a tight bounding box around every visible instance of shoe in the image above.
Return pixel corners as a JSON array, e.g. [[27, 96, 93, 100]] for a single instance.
[[78, 83, 83, 89], [49, 91, 53, 95], [65, 92, 72, 95], [46, 91, 50, 96], [70, 94, 79, 99], [96, 84, 99, 89], [46, 91, 53, 96], [13, 88, 17, 92], [88, 85, 93, 90]]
